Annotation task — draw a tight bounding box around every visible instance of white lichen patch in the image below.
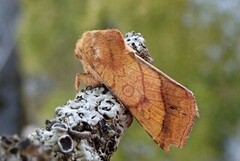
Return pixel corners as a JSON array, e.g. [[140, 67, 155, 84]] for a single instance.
[[0, 135, 51, 161], [125, 31, 153, 64], [28, 86, 133, 161]]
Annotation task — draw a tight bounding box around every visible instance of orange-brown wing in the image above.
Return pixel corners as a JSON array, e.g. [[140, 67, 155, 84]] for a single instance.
[[134, 55, 199, 151], [91, 49, 198, 151], [76, 29, 198, 151]]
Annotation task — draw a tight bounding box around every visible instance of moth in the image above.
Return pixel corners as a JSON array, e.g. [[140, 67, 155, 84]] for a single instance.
[[75, 29, 198, 151]]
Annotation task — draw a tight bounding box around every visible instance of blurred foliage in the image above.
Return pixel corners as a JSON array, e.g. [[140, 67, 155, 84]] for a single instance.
[[18, 0, 240, 161]]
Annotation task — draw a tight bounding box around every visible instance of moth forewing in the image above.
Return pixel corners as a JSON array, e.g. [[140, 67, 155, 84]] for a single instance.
[[75, 29, 199, 152], [115, 53, 198, 151]]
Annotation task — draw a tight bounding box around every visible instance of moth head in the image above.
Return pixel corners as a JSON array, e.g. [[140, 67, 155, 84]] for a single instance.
[[75, 31, 93, 61], [75, 31, 101, 63], [76, 29, 127, 59], [75, 38, 83, 61]]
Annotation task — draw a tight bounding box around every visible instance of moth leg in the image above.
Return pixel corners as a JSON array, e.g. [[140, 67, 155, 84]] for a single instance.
[[75, 73, 101, 92]]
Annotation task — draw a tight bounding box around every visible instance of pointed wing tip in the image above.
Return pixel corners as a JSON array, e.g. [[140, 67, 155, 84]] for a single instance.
[[159, 142, 184, 153]]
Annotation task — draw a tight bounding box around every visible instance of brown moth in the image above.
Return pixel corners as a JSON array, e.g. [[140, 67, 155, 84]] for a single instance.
[[75, 29, 199, 151]]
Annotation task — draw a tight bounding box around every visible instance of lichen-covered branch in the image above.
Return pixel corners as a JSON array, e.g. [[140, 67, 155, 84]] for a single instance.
[[0, 31, 151, 161], [0, 86, 133, 161]]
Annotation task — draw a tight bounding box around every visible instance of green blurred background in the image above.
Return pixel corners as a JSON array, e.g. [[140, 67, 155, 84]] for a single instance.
[[1, 0, 240, 160]]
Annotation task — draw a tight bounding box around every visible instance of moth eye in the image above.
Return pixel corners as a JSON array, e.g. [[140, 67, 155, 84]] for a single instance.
[[75, 54, 82, 60], [75, 49, 83, 60], [79, 48, 83, 53]]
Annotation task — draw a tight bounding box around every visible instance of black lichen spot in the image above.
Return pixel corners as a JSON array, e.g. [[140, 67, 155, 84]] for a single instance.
[[94, 94, 100, 97], [102, 106, 111, 111], [103, 114, 110, 120], [108, 125, 116, 131], [71, 123, 82, 132], [45, 119, 54, 131], [55, 109, 62, 117], [58, 135, 73, 153], [86, 86, 93, 91], [81, 121, 91, 131], [119, 124, 124, 129], [99, 119, 108, 134], [1, 136, 12, 145], [46, 120, 62, 131], [52, 122, 68, 131], [101, 86, 109, 94], [76, 95, 83, 100], [78, 112, 84, 118], [106, 139, 117, 155], [116, 129, 122, 135], [93, 136, 101, 150], [9, 147, 18, 154], [106, 100, 114, 106], [20, 154, 28, 161], [18, 139, 31, 149]]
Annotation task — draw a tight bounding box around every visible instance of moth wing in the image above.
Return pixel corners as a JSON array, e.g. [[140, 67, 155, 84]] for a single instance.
[[131, 55, 198, 151], [95, 50, 198, 151], [80, 29, 198, 151]]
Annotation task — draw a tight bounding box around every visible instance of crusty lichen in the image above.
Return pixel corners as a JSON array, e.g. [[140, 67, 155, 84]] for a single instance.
[[30, 86, 133, 161], [0, 86, 133, 161], [125, 31, 153, 64]]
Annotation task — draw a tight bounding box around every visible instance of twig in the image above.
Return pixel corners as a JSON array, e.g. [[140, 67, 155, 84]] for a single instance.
[[0, 31, 151, 161]]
